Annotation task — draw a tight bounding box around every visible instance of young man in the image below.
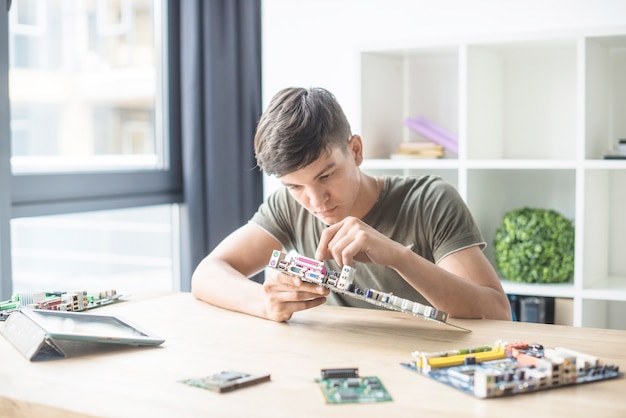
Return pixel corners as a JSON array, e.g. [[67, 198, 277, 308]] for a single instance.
[[191, 87, 512, 322]]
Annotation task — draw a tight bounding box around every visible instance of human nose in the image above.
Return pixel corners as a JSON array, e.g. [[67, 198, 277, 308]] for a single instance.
[[306, 185, 328, 208]]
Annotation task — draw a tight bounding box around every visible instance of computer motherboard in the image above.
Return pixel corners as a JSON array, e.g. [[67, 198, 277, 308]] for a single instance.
[[267, 250, 468, 331], [402, 340, 622, 398], [0, 289, 122, 320]]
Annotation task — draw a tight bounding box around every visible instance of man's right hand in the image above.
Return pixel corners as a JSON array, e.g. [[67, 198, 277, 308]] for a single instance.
[[261, 269, 330, 321]]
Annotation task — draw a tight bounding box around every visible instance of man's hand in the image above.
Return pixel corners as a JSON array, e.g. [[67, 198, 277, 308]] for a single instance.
[[262, 269, 330, 321], [315, 216, 408, 267]]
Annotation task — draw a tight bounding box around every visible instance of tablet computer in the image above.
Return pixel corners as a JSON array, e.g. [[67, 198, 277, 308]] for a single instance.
[[19, 308, 165, 346]]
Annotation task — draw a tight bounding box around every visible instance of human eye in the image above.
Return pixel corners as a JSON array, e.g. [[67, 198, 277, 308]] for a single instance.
[[319, 171, 334, 181]]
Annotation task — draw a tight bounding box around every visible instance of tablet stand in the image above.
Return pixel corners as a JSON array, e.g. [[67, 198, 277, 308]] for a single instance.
[[1, 310, 67, 361]]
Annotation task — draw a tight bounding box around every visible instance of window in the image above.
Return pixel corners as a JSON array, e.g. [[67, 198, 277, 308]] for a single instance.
[[0, 0, 182, 299], [10, 0, 165, 173], [11, 205, 179, 292]]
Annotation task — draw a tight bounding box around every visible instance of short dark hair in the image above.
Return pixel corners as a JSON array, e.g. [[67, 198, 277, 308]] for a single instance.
[[254, 87, 352, 177]]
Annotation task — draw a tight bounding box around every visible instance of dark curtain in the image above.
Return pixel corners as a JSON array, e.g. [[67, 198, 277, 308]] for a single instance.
[[177, 0, 263, 290]]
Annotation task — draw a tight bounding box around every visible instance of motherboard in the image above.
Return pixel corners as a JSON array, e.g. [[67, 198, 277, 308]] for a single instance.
[[0, 289, 122, 320], [402, 340, 621, 398], [267, 250, 469, 331]]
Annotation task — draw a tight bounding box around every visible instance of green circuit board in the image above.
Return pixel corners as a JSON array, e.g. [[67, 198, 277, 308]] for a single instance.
[[316, 368, 392, 404]]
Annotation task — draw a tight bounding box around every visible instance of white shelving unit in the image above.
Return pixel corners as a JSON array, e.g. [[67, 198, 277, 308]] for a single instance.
[[359, 27, 626, 330]]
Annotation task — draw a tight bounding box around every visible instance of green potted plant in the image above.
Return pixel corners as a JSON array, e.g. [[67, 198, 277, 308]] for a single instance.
[[493, 207, 575, 284]]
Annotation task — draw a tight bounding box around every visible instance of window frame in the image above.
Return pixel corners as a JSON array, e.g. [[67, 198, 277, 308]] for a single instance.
[[0, 0, 183, 299]]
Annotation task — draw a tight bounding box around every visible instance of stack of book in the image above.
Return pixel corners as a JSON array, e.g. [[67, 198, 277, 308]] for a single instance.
[[403, 115, 458, 156], [391, 141, 444, 159]]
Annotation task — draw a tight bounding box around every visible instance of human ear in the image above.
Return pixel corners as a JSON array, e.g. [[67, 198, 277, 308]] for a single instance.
[[349, 135, 363, 165]]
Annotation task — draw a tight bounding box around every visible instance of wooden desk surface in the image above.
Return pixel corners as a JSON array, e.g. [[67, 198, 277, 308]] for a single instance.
[[1, 292, 625, 418]]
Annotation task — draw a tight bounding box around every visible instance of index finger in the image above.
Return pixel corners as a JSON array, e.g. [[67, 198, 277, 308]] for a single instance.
[[315, 222, 341, 261]]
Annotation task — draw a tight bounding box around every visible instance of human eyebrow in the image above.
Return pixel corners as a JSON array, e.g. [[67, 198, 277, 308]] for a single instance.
[[280, 163, 337, 188], [314, 163, 336, 180], [281, 181, 300, 189]]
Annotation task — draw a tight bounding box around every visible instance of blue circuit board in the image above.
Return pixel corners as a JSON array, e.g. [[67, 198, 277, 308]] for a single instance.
[[401, 341, 622, 398]]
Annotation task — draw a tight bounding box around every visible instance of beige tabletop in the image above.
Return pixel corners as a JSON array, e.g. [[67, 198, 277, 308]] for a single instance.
[[1, 292, 625, 418]]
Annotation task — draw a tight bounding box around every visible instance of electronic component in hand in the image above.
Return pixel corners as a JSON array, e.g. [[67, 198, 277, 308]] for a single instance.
[[180, 371, 271, 393], [316, 368, 392, 404], [267, 250, 469, 331], [401, 340, 622, 398]]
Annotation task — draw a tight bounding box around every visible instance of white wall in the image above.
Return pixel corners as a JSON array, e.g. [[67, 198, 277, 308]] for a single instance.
[[262, 0, 626, 133]]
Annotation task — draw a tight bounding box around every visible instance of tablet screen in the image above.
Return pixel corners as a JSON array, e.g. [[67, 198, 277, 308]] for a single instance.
[[25, 309, 150, 339], [32, 310, 147, 338]]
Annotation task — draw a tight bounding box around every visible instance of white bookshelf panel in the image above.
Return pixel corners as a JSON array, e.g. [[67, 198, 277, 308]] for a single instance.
[[362, 166, 459, 191], [360, 158, 459, 171], [501, 280, 575, 298], [467, 40, 577, 160]]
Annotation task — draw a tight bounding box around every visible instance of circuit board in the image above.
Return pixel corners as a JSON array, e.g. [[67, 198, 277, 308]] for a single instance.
[[316, 368, 392, 404], [0, 289, 123, 321], [401, 341, 622, 398], [267, 250, 469, 331], [180, 371, 271, 393]]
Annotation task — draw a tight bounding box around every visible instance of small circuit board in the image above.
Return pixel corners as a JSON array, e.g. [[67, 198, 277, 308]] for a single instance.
[[316, 368, 392, 404], [401, 341, 622, 398], [267, 250, 469, 331], [0, 289, 123, 320], [180, 371, 271, 393]]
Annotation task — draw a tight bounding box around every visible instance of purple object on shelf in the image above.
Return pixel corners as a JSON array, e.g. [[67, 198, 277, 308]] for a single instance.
[[404, 116, 458, 155]]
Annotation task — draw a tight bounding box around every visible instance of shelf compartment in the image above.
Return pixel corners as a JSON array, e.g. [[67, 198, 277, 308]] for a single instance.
[[465, 159, 577, 170], [362, 165, 458, 191], [466, 168, 576, 270], [467, 39, 577, 160], [585, 34, 626, 160], [360, 47, 459, 159], [361, 158, 459, 170]]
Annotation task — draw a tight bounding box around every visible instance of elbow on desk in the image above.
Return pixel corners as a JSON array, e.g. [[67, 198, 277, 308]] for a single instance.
[[190, 263, 210, 302], [444, 293, 512, 322]]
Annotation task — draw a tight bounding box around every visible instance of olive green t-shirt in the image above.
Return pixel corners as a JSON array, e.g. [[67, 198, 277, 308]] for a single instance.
[[250, 175, 485, 308]]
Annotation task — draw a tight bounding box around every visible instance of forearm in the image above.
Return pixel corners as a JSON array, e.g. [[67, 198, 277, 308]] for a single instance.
[[390, 246, 512, 320], [191, 258, 269, 319]]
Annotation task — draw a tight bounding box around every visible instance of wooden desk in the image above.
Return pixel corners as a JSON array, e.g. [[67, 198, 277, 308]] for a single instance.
[[1, 292, 625, 418]]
